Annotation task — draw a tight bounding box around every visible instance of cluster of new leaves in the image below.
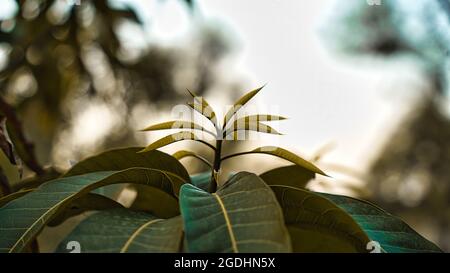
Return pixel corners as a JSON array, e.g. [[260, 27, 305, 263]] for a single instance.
[[0, 87, 442, 253]]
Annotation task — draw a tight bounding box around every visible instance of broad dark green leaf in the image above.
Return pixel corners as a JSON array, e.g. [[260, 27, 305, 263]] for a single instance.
[[47, 193, 124, 227], [271, 185, 442, 253], [180, 172, 291, 253], [271, 185, 369, 253], [0, 189, 33, 208], [141, 120, 216, 138], [189, 172, 211, 192], [139, 132, 215, 153], [223, 86, 264, 127], [0, 168, 184, 253], [64, 147, 190, 182], [130, 187, 180, 219], [222, 146, 326, 176], [56, 209, 183, 253], [319, 192, 443, 253], [259, 165, 315, 188]]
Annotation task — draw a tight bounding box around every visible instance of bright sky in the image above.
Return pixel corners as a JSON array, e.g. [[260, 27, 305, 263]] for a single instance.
[[194, 0, 426, 172]]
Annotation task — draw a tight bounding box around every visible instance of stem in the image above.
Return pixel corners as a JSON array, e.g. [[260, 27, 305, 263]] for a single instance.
[[208, 139, 222, 193]]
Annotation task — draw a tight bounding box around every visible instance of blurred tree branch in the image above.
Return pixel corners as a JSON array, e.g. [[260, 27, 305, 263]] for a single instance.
[[0, 96, 44, 175]]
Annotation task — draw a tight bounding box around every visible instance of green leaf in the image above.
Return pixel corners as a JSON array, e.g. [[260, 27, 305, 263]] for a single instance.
[[223, 86, 264, 128], [47, 193, 124, 227], [0, 168, 185, 253], [141, 120, 216, 138], [271, 185, 369, 253], [271, 185, 442, 253], [223, 122, 282, 139], [259, 165, 315, 189], [186, 90, 218, 127], [222, 146, 327, 176], [63, 147, 190, 210], [319, 192, 443, 253], [172, 150, 212, 168], [180, 172, 292, 253], [129, 187, 180, 219], [189, 172, 211, 192], [64, 147, 190, 182], [0, 189, 33, 208], [56, 209, 183, 253], [139, 132, 215, 153]]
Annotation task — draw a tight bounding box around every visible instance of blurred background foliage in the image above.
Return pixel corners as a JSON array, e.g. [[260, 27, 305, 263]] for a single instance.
[[1, 0, 450, 251], [0, 0, 243, 179], [322, 0, 450, 250]]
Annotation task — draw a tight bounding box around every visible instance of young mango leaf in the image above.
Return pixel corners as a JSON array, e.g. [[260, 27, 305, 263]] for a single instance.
[[319, 192, 443, 253], [223, 85, 265, 127], [139, 132, 215, 153], [222, 146, 326, 176], [223, 122, 282, 139], [271, 185, 369, 253], [56, 209, 183, 253], [172, 150, 213, 168], [64, 147, 190, 182], [186, 89, 218, 127], [47, 193, 124, 227], [141, 120, 216, 138], [259, 165, 315, 189], [180, 172, 291, 253], [0, 168, 184, 253]]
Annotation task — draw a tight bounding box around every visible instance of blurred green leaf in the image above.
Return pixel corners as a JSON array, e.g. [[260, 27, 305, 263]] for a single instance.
[[180, 172, 291, 253], [0, 150, 20, 189], [56, 209, 183, 253]]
